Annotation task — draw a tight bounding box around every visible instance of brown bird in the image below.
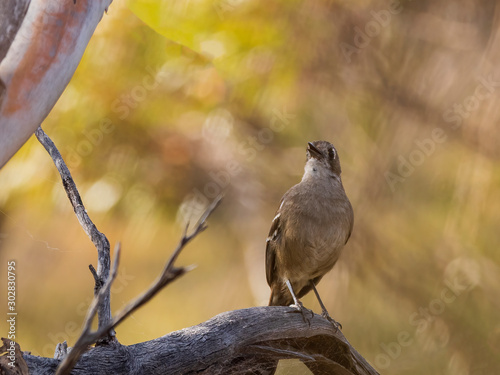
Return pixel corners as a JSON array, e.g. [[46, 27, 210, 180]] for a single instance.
[[266, 140, 354, 327]]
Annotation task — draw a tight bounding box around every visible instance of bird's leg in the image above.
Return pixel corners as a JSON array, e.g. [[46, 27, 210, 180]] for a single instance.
[[285, 279, 314, 325], [311, 281, 342, 331]]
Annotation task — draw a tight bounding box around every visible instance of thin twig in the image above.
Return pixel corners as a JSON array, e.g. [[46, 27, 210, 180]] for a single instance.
[[55, 243, 122, 375], [112, 195, 222, 327], [89, 265, 99, 286], [35, 126, 114, 340], [55, 196, 222, 375]]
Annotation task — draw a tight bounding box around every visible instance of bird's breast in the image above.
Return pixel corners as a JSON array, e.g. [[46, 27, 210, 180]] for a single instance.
[[278, 204, 350, 279], [272, 178, 353, 280]]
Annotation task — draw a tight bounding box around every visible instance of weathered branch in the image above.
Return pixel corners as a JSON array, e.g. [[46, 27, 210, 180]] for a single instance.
[[21, 307, 379, 375], [55, 197, 221, 375], [35, 125, 224, 374], [35, 126, 115, 342], [54, 244, 121, 375]]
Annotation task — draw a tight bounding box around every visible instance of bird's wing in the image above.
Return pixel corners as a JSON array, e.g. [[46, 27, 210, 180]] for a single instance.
[[265, 197, 285, 286], [344, 202, 354, 245]]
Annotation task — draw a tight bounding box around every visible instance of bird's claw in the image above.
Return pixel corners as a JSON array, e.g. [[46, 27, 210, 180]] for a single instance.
[[321, 310, 342, 331], [287, 302, 314, 326]]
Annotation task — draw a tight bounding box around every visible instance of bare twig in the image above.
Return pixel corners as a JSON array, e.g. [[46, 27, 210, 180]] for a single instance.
[[109, 195, 222, 327], [35, 126, 115, 341], [55, 196, 222, 375], [55, 243, 122, 375], [88, 264, 99, 288]]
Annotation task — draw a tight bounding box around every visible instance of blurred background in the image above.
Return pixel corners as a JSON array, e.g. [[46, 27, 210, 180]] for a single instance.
[[1, 0, 500, 373]]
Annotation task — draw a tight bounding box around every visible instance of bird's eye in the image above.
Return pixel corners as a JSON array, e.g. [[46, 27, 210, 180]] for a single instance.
[[328, 148, 336, 160]]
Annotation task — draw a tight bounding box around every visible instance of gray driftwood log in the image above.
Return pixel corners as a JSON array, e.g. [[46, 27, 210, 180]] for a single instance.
[[21, 306, 379, 375]]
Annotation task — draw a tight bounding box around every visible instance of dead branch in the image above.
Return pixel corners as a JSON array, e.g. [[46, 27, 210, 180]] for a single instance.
[[54, 196, 221, 375], [35, 126, 115, 343], [19, 307, 379, 375], [34, 126, 223, 374], [54, 244, 121, 375], [105, 195, 221, 329]]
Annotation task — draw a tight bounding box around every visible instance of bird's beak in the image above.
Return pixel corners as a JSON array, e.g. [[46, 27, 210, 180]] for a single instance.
[[307, 142, 323, 159]]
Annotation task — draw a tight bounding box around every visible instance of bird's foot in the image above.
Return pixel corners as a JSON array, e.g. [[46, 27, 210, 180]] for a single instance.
[[321, 310, 342, 331], [287, 301, 314, 326]]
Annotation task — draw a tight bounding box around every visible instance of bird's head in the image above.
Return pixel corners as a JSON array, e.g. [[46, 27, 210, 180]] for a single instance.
[[304, 140, 342, 179]]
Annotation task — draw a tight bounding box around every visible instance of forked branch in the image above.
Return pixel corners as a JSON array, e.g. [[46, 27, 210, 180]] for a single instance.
[[36, 126, 222, 375], [55, 196, 221, 375]]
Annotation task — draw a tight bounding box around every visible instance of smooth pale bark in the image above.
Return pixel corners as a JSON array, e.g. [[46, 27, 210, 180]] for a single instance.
[[0, 0, 112, 168]]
